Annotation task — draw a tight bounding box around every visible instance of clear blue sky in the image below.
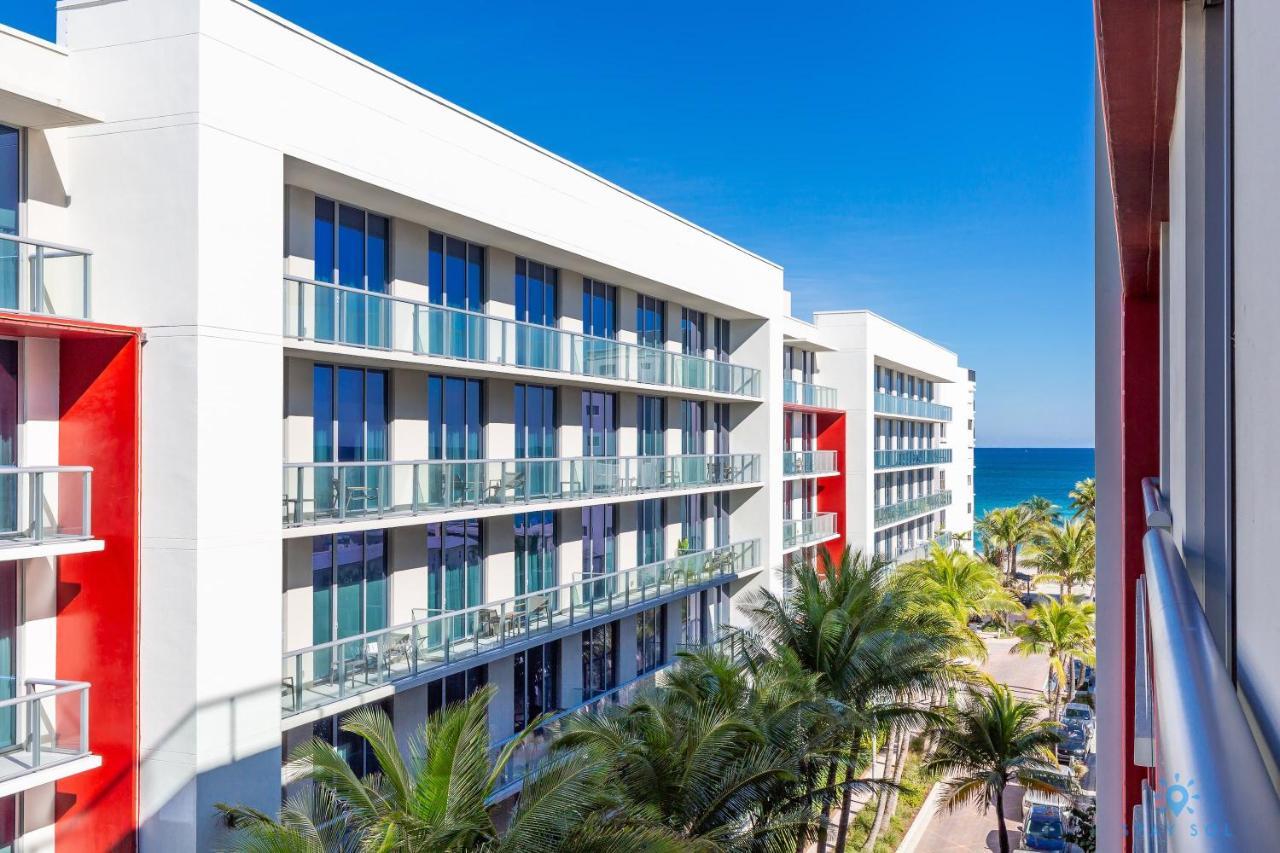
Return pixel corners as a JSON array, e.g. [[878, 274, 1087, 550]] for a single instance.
[[4, 1, 1095, 447]]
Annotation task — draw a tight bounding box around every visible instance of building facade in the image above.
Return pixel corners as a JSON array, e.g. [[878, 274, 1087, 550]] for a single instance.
[[1095, 0, 1280, 849], [0, 1, 972, 849]]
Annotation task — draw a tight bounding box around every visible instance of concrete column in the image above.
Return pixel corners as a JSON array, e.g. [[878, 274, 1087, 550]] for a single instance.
[[486, 655, 515, 742], [486, 516, 517, 603], [615, 614, 638, 684], [390, 526, 428, 626], [487, 249, 517, 320]]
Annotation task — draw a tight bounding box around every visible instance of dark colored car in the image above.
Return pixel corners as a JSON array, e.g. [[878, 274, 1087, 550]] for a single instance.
[[1021, 804, 1068, 851], [1056, 721, 1090, 761]]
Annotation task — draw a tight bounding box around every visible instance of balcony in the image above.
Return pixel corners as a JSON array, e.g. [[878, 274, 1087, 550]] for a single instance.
[[782, 512, 839, 551], [282, 453, 761, 530], [0, 466, 100, 559], [888, 532, 952, 566], [281, 538, 761, 718], [873, 447, 952, 469], [0, 680, 100, 798], [873, 391, 952, 421], [0, 235, 92, 320], [1133, 479, 1280, 850], [782, 450, 839, 478], [283, 277, 761, 398], [874, 489, 952, 527], [783, 379, 838, 409]]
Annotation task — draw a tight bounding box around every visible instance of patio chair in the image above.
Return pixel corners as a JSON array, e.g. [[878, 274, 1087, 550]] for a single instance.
[[486, 470, 526, 504]]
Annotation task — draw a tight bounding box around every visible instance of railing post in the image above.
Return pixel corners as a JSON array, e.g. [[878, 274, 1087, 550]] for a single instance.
[[82, 470, 92, 538], [80, 684, 90, 755], [29, 690, 41, 767], [31, 471, 43, 542], [83, 253, 92, 319], [294, 654, 303, 712]]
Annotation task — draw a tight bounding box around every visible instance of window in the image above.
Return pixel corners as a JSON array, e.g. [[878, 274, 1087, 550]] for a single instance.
[[515, 258, 558, 368], [312, 531, 388, 669], [581, 622, 618, 700], [0, 125, 16, 312], [425, 231, 485, 359], [581, 391, 617, 457], [514, 511, 556, 597], [713, 317, 731, 362], [0, 342, 15, 538], [515, 385, 557, 459], [712, 492, 730, 548], [681, 494, 706, 552], [712, 403, 731, 455], [638, 498, 665, 565], [427, 375, 483, 460], [679, 592, 703, 647], [636, 606, 665, 675], [313, 699, 390, 778], [427, 520, 482, 639], [637, 396, 665, 456], [681, 307, 705, 356], [636, 294, 666, 349], [313, 198, 390, 347], [582, 279, 617, 339], [681, 400, 704, 454], [513, 641, 560, 733], [0, 563, 14, 750], [425, 665, 488, 716], [313, 365, 388, 515], [582, 504, 615, 577]]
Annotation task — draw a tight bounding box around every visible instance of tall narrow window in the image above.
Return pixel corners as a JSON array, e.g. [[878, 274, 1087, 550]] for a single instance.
[[426, 375, 483, 505], [516, 383, 556, 497], [425, 665, 488, 716], [636, 294, 666, 349], [0, 563, 15, 749], [582, 504, 615, 578], [581, 622, 617, 700], [680, 308, 705, 355], [638, 498, 665, 565], [513, 641, 560, 733], [1, 125, 20, 310], [313, 199, 390, 347], [426, 231, 485, 359], [582, 279, 617, 338], [314, 699, 390, 777], [0, 342, 15, 534], [313, 365, 387, 516], [427, 520, 483, 642], [713, 317, 731, 361], [637, 396, 665, 456], [636, 606, 665, 675], [681, 400, 704, 454], [311, 531, 387, 674], [712, 403, 730, 455], [515, 258, 558, 368], [514, 511, 556, 597], [712, 492, 730, 548], [681, 494, 706, 552], [581, 391, 617, 457]]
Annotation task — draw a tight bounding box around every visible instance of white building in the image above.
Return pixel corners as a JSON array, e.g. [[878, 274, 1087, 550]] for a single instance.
[[0, 1, 974, 849]]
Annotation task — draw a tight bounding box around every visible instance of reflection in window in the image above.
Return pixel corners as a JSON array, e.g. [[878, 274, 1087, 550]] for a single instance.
[[425, 665, 488, 716], [427, 520, 483, 642], [636, 605, 665, 675], [514, 511, 556, 597], [313, 698, 390, 778], [637, 499, 665, 566], [636, 294, 666, 349], [637, 396, 665, 456], [311, 531, 388, 676], [513, 640, 560, 733], [581, 622, 617, 700], [313, 198, 390, 346], [515, 258, 558, 368]]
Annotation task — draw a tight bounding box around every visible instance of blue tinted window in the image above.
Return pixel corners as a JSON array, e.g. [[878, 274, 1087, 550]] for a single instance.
[[515, 510, 556, 596], [516, 384, 556, 459], [337, 205, 365, 288], [429, 232, 444, 304], [583, 279, 616, 338], [445, 237, 466, 308], [313, 365, 334, 462], [367, 214, 389, 293], [427, 375, 483, 460], [314, 198, 335, 283]]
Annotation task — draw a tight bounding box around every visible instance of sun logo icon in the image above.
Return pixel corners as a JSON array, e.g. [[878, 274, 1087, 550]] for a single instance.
[[1155, 773, 1201, 819]]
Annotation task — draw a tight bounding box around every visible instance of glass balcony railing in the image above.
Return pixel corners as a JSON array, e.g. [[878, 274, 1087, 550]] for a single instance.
[[782, 450, 838, 477], [282, 453, 760, 528], [280, 538, 761, 716], [873, 392, 952, 421], [873, 447, 952, 469], [782, 512, 839, 550], [0, 234, 92, 319], [0, 466, 93, 549], [283, 277, 761, 397], [783, 379, 838, 409], [874, 489, 952, 527], [0, 680, 93, 788], [888, 532, 952, 566]]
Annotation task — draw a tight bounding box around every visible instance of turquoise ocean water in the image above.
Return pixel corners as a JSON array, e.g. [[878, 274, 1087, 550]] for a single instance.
[[974, 447, 1095, 521]]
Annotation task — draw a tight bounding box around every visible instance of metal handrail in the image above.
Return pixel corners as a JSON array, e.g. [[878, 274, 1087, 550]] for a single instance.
[[873, 447, 952, 469], [1142, 476, 1171, 529], [282, 275, 762, 397], [782, 449, 839, 476], [782, 512, 839, 549], [0, 465, 93, 544], [0, 233, 92, 319], [1141, 526, 1280, 849], [782, 379, 839, 409], [0, 679, 92, 774], [873, 391, 953, 421], [285, 539, 757, 659], [0, 233, 93, 256], [874, 489, 952, 527]]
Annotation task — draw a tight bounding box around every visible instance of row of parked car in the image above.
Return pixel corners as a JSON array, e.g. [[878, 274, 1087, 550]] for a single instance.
[[1017, 665, 1097, 851]]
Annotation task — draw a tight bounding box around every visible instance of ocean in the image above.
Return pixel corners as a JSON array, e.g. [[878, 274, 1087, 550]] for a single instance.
[[973, 447, 1095, 521]]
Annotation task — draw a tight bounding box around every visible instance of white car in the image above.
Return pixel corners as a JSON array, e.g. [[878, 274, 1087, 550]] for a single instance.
[[1061, 702, 1096, 734]]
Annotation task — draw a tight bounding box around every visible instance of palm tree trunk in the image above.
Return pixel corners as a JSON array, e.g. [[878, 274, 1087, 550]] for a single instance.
[[815, 756, 839, 853], [994, 785, 1011, 853], [860, 726, 899, 851], [846, 728, 879, 853], [795, 759, 816, 853], [877, 727, 912, 843], [834, 752, 860, 853]]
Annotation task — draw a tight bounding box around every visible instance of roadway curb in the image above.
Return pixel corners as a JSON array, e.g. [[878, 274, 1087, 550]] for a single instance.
[[894, 780, 944, 853]]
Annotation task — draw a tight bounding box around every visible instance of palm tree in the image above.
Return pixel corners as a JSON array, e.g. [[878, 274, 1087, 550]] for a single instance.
[[897, 543, 1020, 661], [1012, 597, 1096, 717], [924, 685, 1065, 853], [1028, 520, 1095, 597], [554, 648, 810, 852], [747, 547, 970, 853], [1021, 495, 1061, 528], [1068, 477, 1096, 524], [976, 507, 1038, 582], [216, 686, 678, 852]]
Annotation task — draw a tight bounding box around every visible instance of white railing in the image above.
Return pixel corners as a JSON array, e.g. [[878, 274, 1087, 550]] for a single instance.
[[282, 453, 760, 528], [783, 379, 838, 409], [873, 391, 952, 421], [0, 466, 93, 548], [873, 447, 952, 469], [782, 450, 839, 477], [281, 539, 761, 717], [283, 276, 761, 397], [0, 234, 91, 319], [782, 512, 838, 550], [874, 489, 951, 527], [0, 679, 92, 785], [1135, 478, 1280, 850]]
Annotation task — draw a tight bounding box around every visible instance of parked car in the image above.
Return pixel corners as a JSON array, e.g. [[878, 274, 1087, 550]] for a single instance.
[[1056, 721, 1091, 762], [1022, 763, 1076, 815], [1019, 803, 1069, 851], [1061, 702, 1096, 734]]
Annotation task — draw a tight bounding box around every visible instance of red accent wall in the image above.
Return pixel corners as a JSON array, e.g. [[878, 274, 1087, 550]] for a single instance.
[[815, 411, 847, 565], [56, 332, 140, 852]]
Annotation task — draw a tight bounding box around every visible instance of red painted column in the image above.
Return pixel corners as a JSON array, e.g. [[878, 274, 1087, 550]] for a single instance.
[[816, 411, 846, 564], [55, 332, 141, 853]]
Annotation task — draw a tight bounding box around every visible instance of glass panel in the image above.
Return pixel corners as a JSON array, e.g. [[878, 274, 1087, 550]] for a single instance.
[[313, 198, 336, 339], [312, 536, 334, 674], [0, 563, 14, 749]]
